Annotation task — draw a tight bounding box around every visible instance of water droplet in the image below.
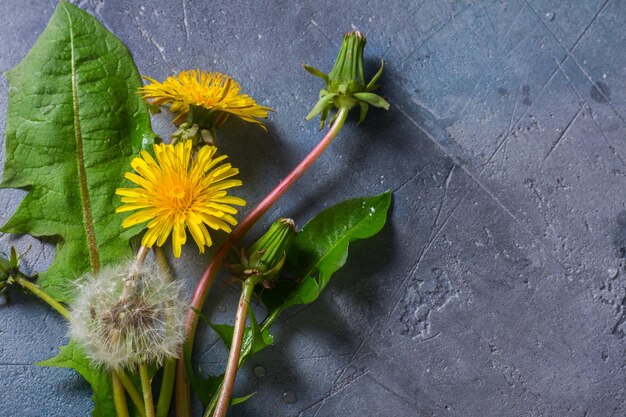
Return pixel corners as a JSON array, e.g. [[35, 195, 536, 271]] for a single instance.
[[608, 267, 619, 279], [282, 390, 297, 404], [545, 11, 555, 21], [253, 365, 266, 378]]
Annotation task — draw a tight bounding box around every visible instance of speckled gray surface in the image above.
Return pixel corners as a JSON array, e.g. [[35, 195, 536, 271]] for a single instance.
[[1, 0, 625, 416]]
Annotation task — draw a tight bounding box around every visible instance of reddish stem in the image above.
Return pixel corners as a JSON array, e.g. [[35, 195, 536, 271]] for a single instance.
[[174, 108, 349, 416], [212, 276, 258, 417]]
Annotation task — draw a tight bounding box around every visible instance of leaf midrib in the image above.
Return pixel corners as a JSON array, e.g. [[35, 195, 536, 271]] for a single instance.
[[65, 4, 101, 274]]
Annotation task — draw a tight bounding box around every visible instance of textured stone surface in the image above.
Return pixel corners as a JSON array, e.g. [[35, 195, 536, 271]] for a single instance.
[[1, 0, 625, 416]]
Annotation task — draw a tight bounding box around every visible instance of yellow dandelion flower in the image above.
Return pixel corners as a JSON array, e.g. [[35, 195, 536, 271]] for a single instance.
[[116, 141, 246, 258], [139, 69, 272, 128]]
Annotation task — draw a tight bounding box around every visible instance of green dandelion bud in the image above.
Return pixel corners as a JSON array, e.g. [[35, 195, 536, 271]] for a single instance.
[[0, 250, 12, 298], [232, 218, 296, 285], [0, 249, 12, 279], [0, 247, 31, 300], [304, 31, 389, 128], [69, 260, 187, 369]]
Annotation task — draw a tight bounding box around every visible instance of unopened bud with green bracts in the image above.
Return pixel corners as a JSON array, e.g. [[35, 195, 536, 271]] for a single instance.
[[0, 247, 31, 300], [0, 249, 13, 298], [304, 31, 389, 128], [171, 104, 228, 147], [230, 218, 296, 285]]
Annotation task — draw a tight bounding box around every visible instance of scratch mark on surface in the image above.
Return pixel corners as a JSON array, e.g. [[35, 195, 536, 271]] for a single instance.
[[480, 77, 523, 175], [393, 100, 572, 277], [500, 78, 524, 170], [181, 0, 190, 41], [317, 336, 370, 408], [553, 59, 626, 169], [567, 0, 610, 52], [544, 107, 582, 161], [304, 370, 368, 417], [393, 161, 434, 194], [416, 331, 442, 345], [479, 4, 497, 41], [398, 4, 474, 65], [501, 4, 525, 45], [480, 57, 567, 176], [524, 0, 623, 123], [308, 20, 339, 48], [278, 315, 313, 340], [135, 24, 167, 62], [399, 186, 471, 304], [427, 164, 455, 244], [367, 374, 419, 408], [503, 24, 540, 59]]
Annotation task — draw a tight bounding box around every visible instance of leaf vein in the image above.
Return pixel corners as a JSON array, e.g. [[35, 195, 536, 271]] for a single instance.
[[64, 4, 101, 274]]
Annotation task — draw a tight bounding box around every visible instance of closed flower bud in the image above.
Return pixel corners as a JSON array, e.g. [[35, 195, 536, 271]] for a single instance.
[[304, 31, 389, 128], [231, 218, 296, 284], [171, 121, 217, 147], [69, 260, 186, 369], [0, 250, 11, 281], [0, 247, 28, 299], [0, 250, 11, 298]]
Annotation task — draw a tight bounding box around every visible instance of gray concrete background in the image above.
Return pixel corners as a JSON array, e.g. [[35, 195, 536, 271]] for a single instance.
[[1, 0, 625, 416]]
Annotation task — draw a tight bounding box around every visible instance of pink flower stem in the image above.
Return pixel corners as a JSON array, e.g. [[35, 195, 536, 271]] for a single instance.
[[175, 107, 349, 417], [212, 275, 259, 417]]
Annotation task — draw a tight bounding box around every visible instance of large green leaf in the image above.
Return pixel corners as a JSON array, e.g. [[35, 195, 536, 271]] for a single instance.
[[38, 341, 115, 417], [0, 1, 154, 303], [2, 3, 154, 416], [263, 190, 392, 314]]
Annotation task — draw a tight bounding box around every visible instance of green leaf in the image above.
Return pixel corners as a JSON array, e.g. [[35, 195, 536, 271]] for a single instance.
[[211, 323, 236, 347], [353, 92, 390, 110], [241, 308, 274, 361], [263, 191, 392, 313], [195, 372, 224, 407], [0, 1, 154, 303], [358, 101, 369, 125], [302, 64, 329, 84], [38, 341, 115, 417], [231, 392, 256, 406], [211, 308, 274, 365], [305, 92, 337, 121], [366, 59, 385, 91]]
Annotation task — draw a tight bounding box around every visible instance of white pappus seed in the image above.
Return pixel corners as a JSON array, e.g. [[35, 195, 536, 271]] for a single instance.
[[69, 260, 187, 369]]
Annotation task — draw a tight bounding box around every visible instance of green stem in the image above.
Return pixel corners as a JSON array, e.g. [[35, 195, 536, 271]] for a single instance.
[[212, 276, 259, 417], [13, 275, 70, 320], [112, 371, 131, 417], [157, 359, 176, 417], [116, 370, 146, 417], [153, 247, 177, 417], [140, 364, 156, 417]]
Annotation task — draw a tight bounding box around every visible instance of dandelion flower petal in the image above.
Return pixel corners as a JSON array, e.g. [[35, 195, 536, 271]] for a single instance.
[[138, 70, 272, 128], [116, 143, 246, 257]]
